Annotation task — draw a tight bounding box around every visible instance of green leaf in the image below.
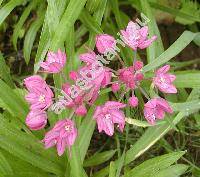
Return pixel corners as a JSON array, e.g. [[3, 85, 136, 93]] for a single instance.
[[124, 89, 200, 166], [174, 72, 200, 88], [0, 148, 52, 176], [93, 89, 200, 177], [171, 100, 200, 113], [125, 118, 165, 128], [0, 151, 13, 175], [77, 95, 108, 163], [23, 5, 45, 64], [3, 173, 52, 177], [0, 52, 15, 88], [87, 0, 107, 49], [149, 2, 200, 23], [12, 1, 38, 50], [143, 31, 200, 72], [34, 0, 69, 73], [0, 79, 28, 119], [125, 151, 185, 177], [79, 9, 103, 35], [69, 146, 88, 177], [109, 161, 116, 177], [77, 106, 96, 162], [50, 0, 87, 51], [83, 150, 116, 167], [86, 0, 101, 13], [153, 164, 188, 177], [0, 0, 3, 6], [140, 0, 164, 62], [0, 0, 24, 25], [0, 115, 64, 176]]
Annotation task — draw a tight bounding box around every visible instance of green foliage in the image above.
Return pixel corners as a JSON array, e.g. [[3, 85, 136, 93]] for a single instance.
[[125, 151, 187, 177], [0, 0, 199, 176]]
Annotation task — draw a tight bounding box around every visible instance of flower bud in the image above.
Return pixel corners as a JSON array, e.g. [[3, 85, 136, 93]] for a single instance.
[[75, 105, 87, 116], [111, 83, 120, 93], [128, 96, 138, 107], [134, 61, 143, 71], [26, 110, 47, 130]]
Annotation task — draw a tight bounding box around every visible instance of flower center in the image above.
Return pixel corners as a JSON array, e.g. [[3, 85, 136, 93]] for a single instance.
[[131, 32, 140, 41], [105, 114, 111, 119], [160, 77, 165, 83], [65, 125, 71, 132], [152, 114, 156, 120], [39, 95, 45, 102]]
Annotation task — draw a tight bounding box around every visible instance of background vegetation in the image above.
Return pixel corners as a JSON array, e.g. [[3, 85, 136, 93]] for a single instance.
[[0, 0, 199, 177]]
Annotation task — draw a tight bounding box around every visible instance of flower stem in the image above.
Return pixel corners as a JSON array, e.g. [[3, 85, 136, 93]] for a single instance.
[[137, 85, 150, 100], [133, 50, 137, 64], [61, 71, 68, 83], [116, 54, 125, 67], [69, 109, 75, 119]]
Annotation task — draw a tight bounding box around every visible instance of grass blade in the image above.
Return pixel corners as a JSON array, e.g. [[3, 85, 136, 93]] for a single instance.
[[143, 31, 200, 72], [0, 0, 24, 25]]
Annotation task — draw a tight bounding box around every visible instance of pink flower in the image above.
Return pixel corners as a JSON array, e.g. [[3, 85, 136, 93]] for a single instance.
[[153, 65, 177, 94], [79, 52, 112, 88], [111, 83, 120, 93], [75, 105, 87, 116], [118, 61, 144, 89], [42, 119, 77, 156], [128, 96, 138, 107], [69, 71, 78, 80], [144, 98, 173, 125], [40, 49, 66, 73], [26, 109, 47, 130], [118, 66, 136, 89], [79, 51, 96, 65], [93, 101, 126, 136], [134, 61, 143, 71], [25, 84, 54, 110], [79, 64, 112, 88], [134, 73, 144, 81], [24, 75, 47, 93], [95, 34, 116, 54], [62, 83, 87, 116], [120, 21, 157, 50]]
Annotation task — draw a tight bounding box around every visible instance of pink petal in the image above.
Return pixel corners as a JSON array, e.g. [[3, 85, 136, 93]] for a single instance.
[[138, 35, 157, 49], [156, 98, 173, 114], [156, 65, 170, 75], [56, 138, 67, 156], [139, 26, 148, 40]]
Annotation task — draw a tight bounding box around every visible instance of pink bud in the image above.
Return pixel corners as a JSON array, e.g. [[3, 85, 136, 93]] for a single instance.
[[134, 61, 143, 71], [26, 110, 47, 130], [95, 34, 116, 54], [135, 73, 144, 81], [69, 71, 78, 80], [75, 105, 87, 116], [111, 83, 120, 92], [128, 96, 138, 107]]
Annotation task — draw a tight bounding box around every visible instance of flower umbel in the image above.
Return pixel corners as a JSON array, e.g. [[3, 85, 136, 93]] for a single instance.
[[120, 21, 157, 50], [95, 34, 116, 54], [42, 119, 77, 156], [153, 65, 177, 94], [40, 49, 67, 73], [144, 98, 173, 125], [93, 101, 126, 136]]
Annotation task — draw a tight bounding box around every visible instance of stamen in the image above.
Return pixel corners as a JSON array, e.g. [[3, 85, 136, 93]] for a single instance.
[[39, 95, 45, 102]]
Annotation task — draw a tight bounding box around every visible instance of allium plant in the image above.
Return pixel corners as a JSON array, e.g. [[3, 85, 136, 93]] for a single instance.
[[24, 21, 177, 156], [0, 0, 200, 176]]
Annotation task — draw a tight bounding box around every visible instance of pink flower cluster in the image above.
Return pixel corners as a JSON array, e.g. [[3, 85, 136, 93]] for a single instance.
[[24, 21, 177, 156]]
